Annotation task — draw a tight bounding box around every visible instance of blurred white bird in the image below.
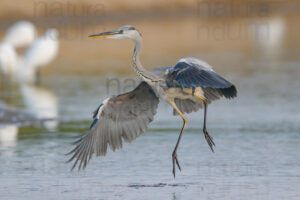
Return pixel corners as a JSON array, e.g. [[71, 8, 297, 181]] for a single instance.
[[16, 29, 59, 83], [3, 21, 37, 48], [0, 21, 36, 81], [20, 84, 58, 131], [0, 42, 18, 80], [0, 125, 18, 147]]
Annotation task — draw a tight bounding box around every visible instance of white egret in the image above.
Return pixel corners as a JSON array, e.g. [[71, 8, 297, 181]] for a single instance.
[[0, 42, 18, 80], [0, 21, 36, 81], [3, 21, 37, 48], [16, 29, 59, 83]]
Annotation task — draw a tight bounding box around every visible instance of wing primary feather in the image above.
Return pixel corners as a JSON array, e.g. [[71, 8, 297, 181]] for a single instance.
[[220, 85, 237, 98], [75, 134, 90, 170], [70, 138, 87, 170], [82, 133, 93, 170], [67, 81, 159, 170]]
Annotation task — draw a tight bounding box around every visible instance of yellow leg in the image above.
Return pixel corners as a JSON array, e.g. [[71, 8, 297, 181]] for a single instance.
[[169, 100, 187, 178], [193, 94, 207, 103], [193, 94, 215, 152]]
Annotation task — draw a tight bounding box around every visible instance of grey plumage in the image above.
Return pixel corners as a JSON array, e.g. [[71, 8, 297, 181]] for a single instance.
[[166, 59, 237, 99], [173, 98, 202, 116], [68, 57, 237, 171], [67, 82, 159, 170], [68, 26, 237, 177], [152, 58, 237, 114]]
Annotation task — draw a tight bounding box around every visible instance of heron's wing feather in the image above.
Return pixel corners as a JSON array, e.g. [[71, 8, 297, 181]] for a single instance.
[[67, 82, 159, 170], [173, 98, 203, 116], [167, 57, 237, 101]]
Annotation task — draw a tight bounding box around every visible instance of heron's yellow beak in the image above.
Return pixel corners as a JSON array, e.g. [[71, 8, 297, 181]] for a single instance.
[[88, 31, 119, 38]]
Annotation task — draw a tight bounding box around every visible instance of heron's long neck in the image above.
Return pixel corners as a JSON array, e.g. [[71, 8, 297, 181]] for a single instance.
[[132, 37, 158, 82]]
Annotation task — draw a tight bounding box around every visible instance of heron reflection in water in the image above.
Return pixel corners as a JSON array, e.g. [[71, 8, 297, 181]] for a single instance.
[[67, 26, 237, 177]]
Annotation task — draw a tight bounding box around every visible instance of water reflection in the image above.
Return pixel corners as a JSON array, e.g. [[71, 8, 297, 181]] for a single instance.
[[20, 84, 58, 131], [0, 124, 18, 147]]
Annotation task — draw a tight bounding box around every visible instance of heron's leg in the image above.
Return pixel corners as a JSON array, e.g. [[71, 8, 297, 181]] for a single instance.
[[194, 95, 215, 152], [169, 101, 187, 178]]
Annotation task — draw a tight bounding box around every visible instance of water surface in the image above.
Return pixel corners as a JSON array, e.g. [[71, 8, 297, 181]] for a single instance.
[[0, 14, 300, 200]]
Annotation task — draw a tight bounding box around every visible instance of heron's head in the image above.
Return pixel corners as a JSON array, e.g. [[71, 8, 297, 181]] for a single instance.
[[88, 25, 141, 40]]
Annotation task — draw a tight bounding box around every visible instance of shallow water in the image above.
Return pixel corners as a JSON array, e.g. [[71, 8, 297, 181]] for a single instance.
[[1, 63, 300, 199], [1, 14, 300, 200]]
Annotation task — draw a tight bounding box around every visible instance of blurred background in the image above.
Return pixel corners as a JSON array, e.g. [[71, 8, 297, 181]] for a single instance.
[[0, 0, 300, 199]]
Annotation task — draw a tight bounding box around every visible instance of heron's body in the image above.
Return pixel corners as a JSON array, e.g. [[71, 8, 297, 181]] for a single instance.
[[68, 25, 237, 177]]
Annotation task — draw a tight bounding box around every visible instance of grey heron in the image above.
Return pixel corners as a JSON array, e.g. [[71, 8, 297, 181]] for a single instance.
[[67, 25, 237, 177]]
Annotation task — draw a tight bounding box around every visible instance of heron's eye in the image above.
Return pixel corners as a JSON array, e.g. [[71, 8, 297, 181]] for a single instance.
[[119, 30, 123, 34]]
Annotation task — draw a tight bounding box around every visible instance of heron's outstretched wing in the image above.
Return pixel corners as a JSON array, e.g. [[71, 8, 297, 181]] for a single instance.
[[67, 81, 159, 170], [167, 57, 237, 102]]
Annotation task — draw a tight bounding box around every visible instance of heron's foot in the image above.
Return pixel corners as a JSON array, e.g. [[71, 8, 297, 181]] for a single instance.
[[172, 151, 181, 178], [203, 127, 215, 152]]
